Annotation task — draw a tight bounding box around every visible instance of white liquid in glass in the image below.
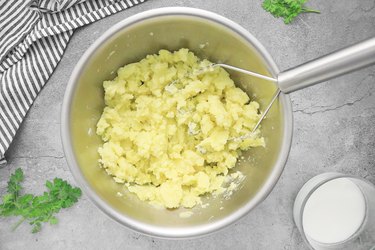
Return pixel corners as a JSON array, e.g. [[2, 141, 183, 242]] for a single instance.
[[302, 178, 366, 245]]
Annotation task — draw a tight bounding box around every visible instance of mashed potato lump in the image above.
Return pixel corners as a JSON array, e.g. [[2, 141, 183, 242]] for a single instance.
[[96, 49, 264, 209]]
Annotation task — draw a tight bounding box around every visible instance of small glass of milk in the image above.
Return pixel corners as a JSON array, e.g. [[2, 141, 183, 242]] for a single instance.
[[294, 173, 375, 250]]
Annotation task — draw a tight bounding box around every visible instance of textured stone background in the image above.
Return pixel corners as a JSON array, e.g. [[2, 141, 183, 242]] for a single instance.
[[1, 0, 375, 249]]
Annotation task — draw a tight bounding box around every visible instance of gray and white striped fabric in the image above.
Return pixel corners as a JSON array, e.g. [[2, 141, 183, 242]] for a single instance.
[[0, 0, 146, 165]]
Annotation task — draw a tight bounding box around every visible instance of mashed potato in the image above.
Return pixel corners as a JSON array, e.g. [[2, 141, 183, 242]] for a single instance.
[[96, 49, 264, 209]]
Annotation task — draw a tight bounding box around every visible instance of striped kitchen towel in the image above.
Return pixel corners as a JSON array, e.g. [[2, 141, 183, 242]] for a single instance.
[[0, 0, 146, 165]]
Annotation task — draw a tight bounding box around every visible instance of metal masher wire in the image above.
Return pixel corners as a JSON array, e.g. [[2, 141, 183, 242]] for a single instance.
[[213, 63, 280, 134], [167, 62, 280, 139], [215, 63, 277, 83]]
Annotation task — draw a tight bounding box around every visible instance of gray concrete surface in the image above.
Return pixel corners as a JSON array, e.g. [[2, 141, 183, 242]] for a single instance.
[[1, 0, 375, 249]]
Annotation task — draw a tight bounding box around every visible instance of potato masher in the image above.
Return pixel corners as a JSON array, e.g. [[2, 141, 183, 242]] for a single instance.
[[212, 37, 375, 137]]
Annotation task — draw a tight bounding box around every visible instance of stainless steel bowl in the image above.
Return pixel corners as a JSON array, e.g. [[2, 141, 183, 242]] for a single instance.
[[61, 7, 293, 238]]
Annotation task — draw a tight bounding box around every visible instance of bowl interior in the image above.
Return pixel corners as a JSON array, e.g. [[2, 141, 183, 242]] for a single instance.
[[68, 14, 286, 236]]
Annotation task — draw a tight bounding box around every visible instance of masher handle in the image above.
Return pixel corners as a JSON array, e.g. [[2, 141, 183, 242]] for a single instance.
[[278, 37, 375, 94]]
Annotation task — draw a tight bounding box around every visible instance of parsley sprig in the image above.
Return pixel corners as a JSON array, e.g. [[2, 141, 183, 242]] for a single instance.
[[0, 168, 81, 233], [262, 0, 320, 24]]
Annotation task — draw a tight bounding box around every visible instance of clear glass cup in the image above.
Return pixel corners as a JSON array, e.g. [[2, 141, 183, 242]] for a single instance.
[[293, 172, 375, 250]]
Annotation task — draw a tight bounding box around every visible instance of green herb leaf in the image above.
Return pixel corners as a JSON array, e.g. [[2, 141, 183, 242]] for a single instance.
[[262, 0, 320, 24], [7, 168, 24, 196], [49, 216, 58, 225], [0, 168, 82, 233]]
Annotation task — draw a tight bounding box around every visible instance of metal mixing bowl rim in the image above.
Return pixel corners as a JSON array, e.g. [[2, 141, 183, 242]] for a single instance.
[[61, 7, 294, 239]]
